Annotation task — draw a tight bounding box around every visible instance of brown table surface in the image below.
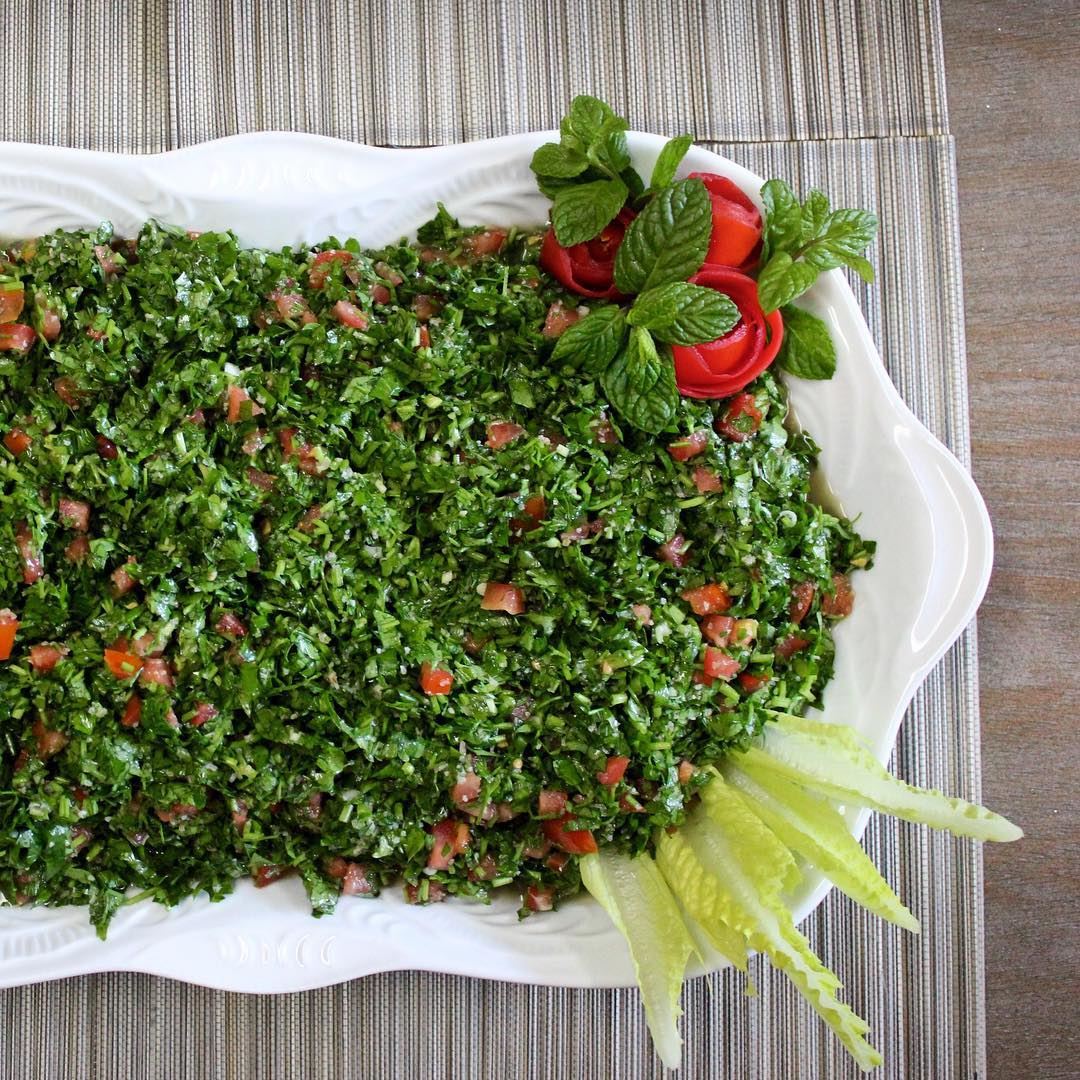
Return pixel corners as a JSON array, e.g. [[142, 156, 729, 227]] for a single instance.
[[942, 3, 1080, 1078]]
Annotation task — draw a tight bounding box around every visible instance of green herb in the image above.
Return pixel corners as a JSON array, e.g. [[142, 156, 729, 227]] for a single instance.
[[627, 282, 739, 345], [775, 304, 837, 380], [601, 326, 680, 434], [552, 178, 629, 247], [550, 305, 628, 372], [648, 134, 694, 191], [757, 180, 878, 313]]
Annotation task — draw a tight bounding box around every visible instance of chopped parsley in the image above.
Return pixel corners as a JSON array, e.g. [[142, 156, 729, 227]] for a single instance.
[[0, 214, 872, 935]]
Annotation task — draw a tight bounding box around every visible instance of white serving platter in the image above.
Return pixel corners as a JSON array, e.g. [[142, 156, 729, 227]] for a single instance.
[[0, 132, 992, 992]]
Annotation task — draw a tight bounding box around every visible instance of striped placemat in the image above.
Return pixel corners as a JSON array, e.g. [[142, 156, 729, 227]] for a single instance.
[[0, 3, 983, 1078]]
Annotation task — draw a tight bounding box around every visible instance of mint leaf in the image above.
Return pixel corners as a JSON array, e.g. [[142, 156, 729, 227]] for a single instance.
[[776, 305, 837, 380], [601, 327, 679, 434], [613, 178, 711, 294], [846, 254, 876, 284], [560, 95, 617, 153], [761, 179, 802, 259], [551, 178, 629, 246], [531, 142, 589, 179], [756, 252, 820, 312], [802, 209, 879, 271], [588, 116, 632, 175], [799, 189, 831, 243], [627, 282, 739, 345], [649, 135, 694, 190], [551, 305, 628, 372]]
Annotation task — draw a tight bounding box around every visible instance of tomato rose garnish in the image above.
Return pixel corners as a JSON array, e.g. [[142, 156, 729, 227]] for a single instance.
[[539, 208, 635, 299], [689, 172, 763, 272], [671, 267, 783, 399]]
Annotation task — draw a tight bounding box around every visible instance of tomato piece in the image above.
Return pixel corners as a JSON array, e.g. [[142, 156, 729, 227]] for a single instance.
[[53, 376, 83, 408], [667, 430, 709, 462], [0, 609, 18, 660], [29, 644, 68, 673], [104, 648, 143, 679], [370, 283, 392, 305], [373, 261, 404, 285], [537, 789, 568, 817], [738, 671, 771, 692], [226, 384, 264, 423], [426, 818, 470, 870], [596, 755, 630, 788], [821, 573, 855, 618], [64, 536, 90, 563], [525, 884, 556, 912], [121, 694, 142, 728], [700, 614, 735, 646], [0, 322, 36, 353], [542, 301, 581, 338], [58, 497, 90, 532], [139, 657, 174, 689], [246, 466, 276, 491], [96, 435, 119, 460], [789, 581, 816, 624], [420, 661, 454, 696], [331, 299, 368, 329], [716, 392, 763, 441], [511, 494, 548, 534], [32, 717, 68, 759], [412, 293, 439, 322], [692, 466, 723, 493], [731, 618, 759, 648], [703, 647, 740, 681], [486, 421, 525, 450], [308, 249, 354, 288], [657, 533, 690, 567], [542, 813, 598, 855], [190, 702, 218, 727], [417, 324, 432, 349], [404, 880, 447, 904], [297, 504, 322, 533], [0, 287, 25, 322], [682, 583, 731, 615], [38, 300, 61, 343], [331, 860, 374, 896], [774, 634, 811, 662], [451, 771, 482, 809], [464, 230, 507, 257], [110, 560, 138, 596], [481, 582, 526, 614], [215, 612, 247, 638], [93, 244, 120, 276], [252, 864, 291, 888], [269, 289, 315, 324], [14, 521, 42, 584], [631, 603, 653, 626], [3, 428, 32, 456], [677, 759, 696, 784]]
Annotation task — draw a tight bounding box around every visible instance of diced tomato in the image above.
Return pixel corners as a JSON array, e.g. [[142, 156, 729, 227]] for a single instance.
[[592, 417, 619, 445], [523, 836, 553, 859], [121, 694, 142, 728], [231, 801, 248, 830], [486, 421, 525, 450], [38, 300, 61, 343], [542, 301, 581, 338], [29, 644, 68, 673], [525, 884, 556, 912], [252, 864, 290, 887], [331, 299, 368, 329], [464, 229, 507, 257], [657, 533, 690, 567], [789, 581, 816, 624], [420, 661, 454, 696], [545, 851, 570, 873], [631, 603, 653, 626], [700, 614, 735, 646], [559, 518, 604, 544], [110, 559, 138, 596], [412, 293, 439, 321], [511, 493, 547, 534], [241, 429, 266, 455], [308, 249, 354, 288], [731, 618, 759, 648], [86, 326, 107, 342], [370, 283, 392, 305], [32, 717, 68, 759], [226, 384, 264, 423], [269, 289, 316, 324], [677, 759, 696, 784], [774, 634, 810, 661], [821, 573, 855, 618], [451, 771, 482, 809], [427, 818, 470, 870], [14, 521, 43, 584], [189, 702, 218, 727], [104, 648, 143, 679], [667, 430, 710, 461], [373, 261, 404, 285], [716, 391, 763, 441], [297, 504, 322, 533], [96, 435, 119, 459], [404, 880, 447, 904], [3, 428, 32, 456], [0, 287, 25, 322], [65, 536, 90, 563], [739, 671, 771, 692], [596, 755, 630, 788], [93, 244, 120, 276], [417, 324, 432, 349], [682, 583, 731, 615], [58, 497, 90, 532], [186, 408, 206, 425], [139, 657, 174, 688], [0, 609, 18, 660], [246, 466, 276, 491], [215, 612, 247, 638], [481, 582, 525, 614], [341, 861, 374, 896], [53, 376, 83, 407], [537, 790, 568, 817], [469, 854, 499, 882], [0, 322, 36, 353], [703, 647, 740, 681], [542, 813, 598, 855], [692, 466, 723, 493]]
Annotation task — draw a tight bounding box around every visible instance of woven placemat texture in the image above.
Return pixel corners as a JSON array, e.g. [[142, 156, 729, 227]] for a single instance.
[[0, 3, 983, 1078]]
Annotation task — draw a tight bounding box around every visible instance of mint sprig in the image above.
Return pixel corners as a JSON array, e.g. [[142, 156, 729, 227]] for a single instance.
[[601, 327, 679, 434], [627, 282, 739, 345], [757, 180, 878, 313], [775, 304, 837, 380]]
